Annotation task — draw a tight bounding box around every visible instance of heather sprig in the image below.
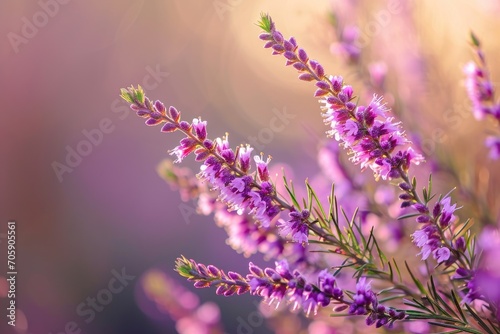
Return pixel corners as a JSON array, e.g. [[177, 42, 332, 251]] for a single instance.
[[256, 13, 500, 331], [325, 13, 472, 269], [259, 14, 425, 182], [175, 256, 406, 328], [121, 85, 282, 229], [175, 256, 250, 296], [156, 159, 310, 266], [257, 13, 474, 273]]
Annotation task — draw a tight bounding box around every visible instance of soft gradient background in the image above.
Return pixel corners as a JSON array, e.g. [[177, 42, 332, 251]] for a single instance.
[[1, 0, 499, 333]]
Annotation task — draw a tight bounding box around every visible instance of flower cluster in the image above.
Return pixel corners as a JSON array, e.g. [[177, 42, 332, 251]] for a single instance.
[[258, 15, 424, 182], [410, 196, 461, 264], [464, 33, 500, 159], [121, 85, 287, 233], [277, 209, 310, 244], [157, 159, 285, 258], [350, 278, 405, 327], [248, 260, 342, 317], [176, 257, 405, 328], [212, 206, 311, 267]]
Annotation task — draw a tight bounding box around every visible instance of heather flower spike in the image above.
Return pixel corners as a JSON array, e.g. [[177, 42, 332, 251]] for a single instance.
[[259, 15, 424, 181], [156, 159, 309, 263], [175, 257, 405, 326], [121, 13, 500, 333]]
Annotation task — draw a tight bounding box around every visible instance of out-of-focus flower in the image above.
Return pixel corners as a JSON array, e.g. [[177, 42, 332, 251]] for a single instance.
[[464, 61, 495, 121], [139, 269, 224, 334], [330, 25, 361, 63], [476, 228, 500, 320], [464, 33, 500, 159], [485, 136, 500, 159], [368, 62, 388, 91]]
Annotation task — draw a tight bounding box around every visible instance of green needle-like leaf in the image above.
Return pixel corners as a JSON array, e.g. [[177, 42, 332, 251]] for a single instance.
[[257, 13, 273, 32], [470, 31, 481, 47], [405, 261, 427, 295]]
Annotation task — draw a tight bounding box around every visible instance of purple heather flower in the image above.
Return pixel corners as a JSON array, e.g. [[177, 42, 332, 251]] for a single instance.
[[238, 145, 254, 172], [191, 118, 207, 141], [474, 228, 500, 316], [451, 267, 486, 307], [249, 260, 332, 314], [412, 226, 440, 261], [318, 270, 341, 298], [476, 269, 500, 320], [178, 248, 403, 327], [368, 62, 388, 90], [322, 94, 423, 180], [278, 209, 310, 244], [197, 154, 280, 228], [274, 259, 292, 277], [418, 243, 435, 261], [411, 229, 429, 248], [250, 260, 346, 317], [245, 187, 279, 228], [411, 196, 460, 263], [462, 274, 481, 305], [438, 196, 458, 227], [464, 61, 495, 120], [170, 136, 198, 163], [213, 209, 282, 259], [485, 136, 500, 160], [455, 236, 466, 252], [215, 135, 235, 164], [330, 25, 361, 63], [433, 247, 451, 263], [349, 277, 377, 316], [254, 154, 271, 182]]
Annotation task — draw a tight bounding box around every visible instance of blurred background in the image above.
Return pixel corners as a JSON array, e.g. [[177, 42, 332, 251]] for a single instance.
[[1, 0, 499, 333]]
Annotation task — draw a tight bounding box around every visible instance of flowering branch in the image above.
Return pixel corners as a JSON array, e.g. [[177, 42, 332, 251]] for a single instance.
[[257, 12, 499, 331], [175, 256, 406, 328], [258, 13, 473, 272]]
